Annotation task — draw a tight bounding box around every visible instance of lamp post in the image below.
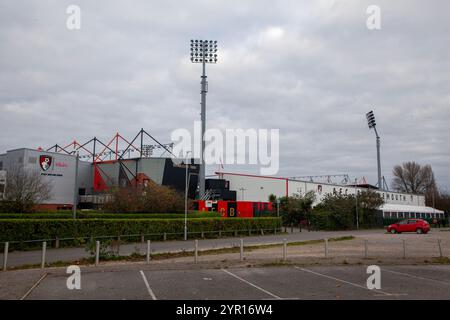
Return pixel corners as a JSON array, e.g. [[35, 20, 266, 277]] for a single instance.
[[354, 178, 359, 230], [72, 151, 79, 219], [184, 151, 192, 241], [239, 187, 246, 200], [190, 39, 218, 199], [366, 110, 382, 190]]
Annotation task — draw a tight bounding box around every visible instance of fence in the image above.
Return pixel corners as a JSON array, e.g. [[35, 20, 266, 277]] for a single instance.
[[2, 233, 449, 271], [1, 227, 282, 270]]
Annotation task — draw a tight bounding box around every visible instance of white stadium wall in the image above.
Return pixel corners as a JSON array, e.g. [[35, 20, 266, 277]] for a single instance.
[[221, 172, 432, 210]]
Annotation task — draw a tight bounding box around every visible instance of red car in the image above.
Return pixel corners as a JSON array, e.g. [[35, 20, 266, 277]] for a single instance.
[[387, 219, 430, 234]]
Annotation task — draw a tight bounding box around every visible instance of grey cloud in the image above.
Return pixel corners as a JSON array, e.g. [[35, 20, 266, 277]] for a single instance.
[[0, 0, 449, 188]]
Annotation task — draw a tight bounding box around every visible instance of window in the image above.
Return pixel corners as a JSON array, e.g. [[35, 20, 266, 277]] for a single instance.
[[0, 161, 2, 170], [387, 194, 390, 200], [403, 196, 406, 201]]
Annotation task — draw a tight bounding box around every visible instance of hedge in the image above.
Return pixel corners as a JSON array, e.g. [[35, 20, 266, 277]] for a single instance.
[[0, 217, 281, 244], [0, 212, 221, 220]]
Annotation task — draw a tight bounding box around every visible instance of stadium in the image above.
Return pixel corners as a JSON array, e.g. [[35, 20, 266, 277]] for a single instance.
[[0, 129, 445, 220]]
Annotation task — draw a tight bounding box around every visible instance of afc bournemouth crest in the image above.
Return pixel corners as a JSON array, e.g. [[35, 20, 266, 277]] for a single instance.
[[39, 155, 52, 171]]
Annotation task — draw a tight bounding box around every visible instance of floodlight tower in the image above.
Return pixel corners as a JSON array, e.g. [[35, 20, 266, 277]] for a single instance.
[[190, 39, 218, 199], [366, 110, 382, 190]]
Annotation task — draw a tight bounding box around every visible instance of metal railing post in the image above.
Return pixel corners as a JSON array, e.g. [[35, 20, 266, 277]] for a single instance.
[[194, 240, 198, 264], [324, 238, 329, 258], [438, 239, 443, 258], [95, 241, 100, 266], [3, 242, 8, 271], [146, 240, 151, 264], [364, 239, 368, 259], [240, 239, 244, 261], [41, 241, 47, 269], [283, 239, 287, 261], [402, 239, 407, 259]]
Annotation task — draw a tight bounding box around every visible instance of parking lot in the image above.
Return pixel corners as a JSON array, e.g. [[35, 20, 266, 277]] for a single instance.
[[2, 263, 450, 300]]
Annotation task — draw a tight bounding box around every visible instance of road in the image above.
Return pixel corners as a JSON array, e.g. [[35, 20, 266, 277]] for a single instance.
[[2, 263, 450, 300], [1, 229, 383, 269]]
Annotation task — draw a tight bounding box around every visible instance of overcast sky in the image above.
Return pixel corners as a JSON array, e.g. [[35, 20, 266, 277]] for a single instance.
[[1, 0, 449, 189]]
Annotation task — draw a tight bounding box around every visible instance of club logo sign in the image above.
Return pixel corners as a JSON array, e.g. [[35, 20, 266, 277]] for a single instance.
[[39, 155, 52, 171]]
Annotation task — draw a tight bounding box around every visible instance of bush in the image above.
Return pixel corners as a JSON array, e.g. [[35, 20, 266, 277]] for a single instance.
[[0, 217, 281, 245], [102, 182, 187, 213], [0, 212, 221, 220], [309, 191, 384, 230]]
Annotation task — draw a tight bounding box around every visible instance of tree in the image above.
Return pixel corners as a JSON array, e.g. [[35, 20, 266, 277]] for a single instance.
[[310, 191, 384, 230], [392, 161, 436, 195], [103, 180, 186, 213], [2, 166, 52, 213], [279, 191, 315, 226]]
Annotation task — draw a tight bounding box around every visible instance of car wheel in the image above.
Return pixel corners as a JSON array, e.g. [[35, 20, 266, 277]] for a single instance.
[[416, 228, 423, 234], [390, 229, 397, 234]]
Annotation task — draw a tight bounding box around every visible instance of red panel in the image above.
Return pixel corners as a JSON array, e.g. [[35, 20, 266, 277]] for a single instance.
[[217, 201, 228, 218], [93, 165, 108, 192], [237, 201, 254, 218]]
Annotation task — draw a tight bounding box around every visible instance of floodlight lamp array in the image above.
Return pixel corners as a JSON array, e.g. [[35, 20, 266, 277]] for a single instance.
[[366, 110, 376, 129], [190, 39, 218, 63]]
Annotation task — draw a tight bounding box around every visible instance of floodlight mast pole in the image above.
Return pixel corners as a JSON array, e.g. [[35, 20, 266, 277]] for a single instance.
[[199, 47, 207, 199], [374, 127, 382, 191], [366, 110, 382, 191], [190, 39, 218, 199]]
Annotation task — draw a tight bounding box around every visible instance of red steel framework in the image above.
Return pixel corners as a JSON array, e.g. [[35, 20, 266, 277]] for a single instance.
[[41, 129, 174, 192]]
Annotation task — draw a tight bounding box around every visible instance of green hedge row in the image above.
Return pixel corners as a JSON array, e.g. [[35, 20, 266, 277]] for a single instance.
[[0, 212, 221, 220], [0, 217, 281, 243]]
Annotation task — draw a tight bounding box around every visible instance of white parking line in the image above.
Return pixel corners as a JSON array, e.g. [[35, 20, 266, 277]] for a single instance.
[[221, 269, 282, 300], [294, 267, 393, 296], [383, 268, 450, 286], [140, 270, 157, 300], [20, 273, 47, 300]]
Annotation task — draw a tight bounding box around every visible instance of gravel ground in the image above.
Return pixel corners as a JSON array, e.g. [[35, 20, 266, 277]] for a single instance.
[[146, 229, 450, 266]]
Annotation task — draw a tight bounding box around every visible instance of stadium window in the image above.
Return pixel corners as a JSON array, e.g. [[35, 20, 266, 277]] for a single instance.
[[403, 196, 406, 201], [0, 161, 2, 170], [387, 194, 390, 200]]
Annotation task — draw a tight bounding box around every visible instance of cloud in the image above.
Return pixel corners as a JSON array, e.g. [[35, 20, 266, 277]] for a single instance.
[[0, 0, 449, 188]]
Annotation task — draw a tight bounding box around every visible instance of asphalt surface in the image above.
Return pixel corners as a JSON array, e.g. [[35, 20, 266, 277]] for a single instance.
[[0, 229, 383, 268], [2, 264, 450, 300]]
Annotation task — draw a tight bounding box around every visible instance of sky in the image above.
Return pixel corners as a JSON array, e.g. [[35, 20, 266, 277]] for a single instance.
[[0, 0, 449, 189]]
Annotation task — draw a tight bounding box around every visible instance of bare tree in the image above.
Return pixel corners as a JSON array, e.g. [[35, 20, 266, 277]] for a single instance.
[[4, 166, 52, 212], [392, 161, 436, 194]]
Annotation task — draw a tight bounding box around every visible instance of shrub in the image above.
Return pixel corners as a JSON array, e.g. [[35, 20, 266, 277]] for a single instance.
[[0, 212, 221, 220], [102, 182, 187, 213], [0, 217, 281, 245], [309, 191, 384, 230]]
